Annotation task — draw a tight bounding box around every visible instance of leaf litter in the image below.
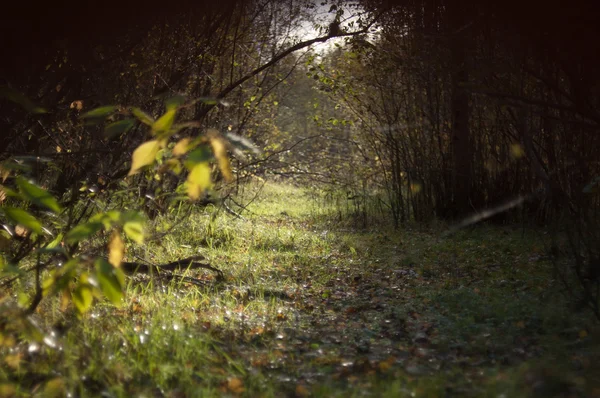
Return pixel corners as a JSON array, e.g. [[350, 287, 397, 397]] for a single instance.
[[2, 184, 600, 397]]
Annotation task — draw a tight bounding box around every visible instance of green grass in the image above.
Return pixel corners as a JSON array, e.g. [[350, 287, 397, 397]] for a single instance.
[[1, 180, 599, 397]]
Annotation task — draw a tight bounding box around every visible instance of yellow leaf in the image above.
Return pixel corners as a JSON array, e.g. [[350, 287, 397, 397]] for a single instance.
[[579, 330, 588, 339], [152, 109, 176, 137], [165, 158, 182, 175], [510, 143, 525, 159], [410, 182, 422, 194], [209, 133, 232, 182], [4, 353, 22, 370], [186, 162, 212, 200], [128, 140, 161, 175], [173, 138, 192, 156], [108, 231, 125, 267], [60, 288, 70, 312], [0, 384, 16, 397]]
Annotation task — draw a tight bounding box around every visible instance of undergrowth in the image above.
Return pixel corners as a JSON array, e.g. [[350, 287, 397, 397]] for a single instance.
[[1, 180, 598, 397]]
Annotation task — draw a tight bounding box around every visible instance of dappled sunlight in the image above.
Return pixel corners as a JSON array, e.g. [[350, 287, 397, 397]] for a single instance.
[[1, 181, 599, 396], [1, 0, 598, 395]]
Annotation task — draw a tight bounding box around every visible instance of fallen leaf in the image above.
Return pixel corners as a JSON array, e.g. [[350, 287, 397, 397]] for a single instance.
[[378, 357, 395, 372], [276, 312, 287, 321], [295, 384, 309, 397], [227, 377, 245, 394], [15, 225, 28, 239], [70, 100, 83, 110], [515, 320, 525, 329]]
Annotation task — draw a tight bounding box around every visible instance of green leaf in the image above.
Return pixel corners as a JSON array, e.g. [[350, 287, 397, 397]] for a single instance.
[[104, 119, 135, 138], [123, 221, 144, 244], [2, 207, 42, 234], [131, 107, 155, 126], [1, 87, 45, 114], [128, 140, 161, 175], [16, 177, 62, 213], [186, 162, 212, 200], [0, 185, 17, 198], [165, 95, 186, 110], [184, 146, 213, 169], [90, 210, 121, 229], [152, 109, 176, 137], [46, 232, 64, 249], [197, 97, 219, 105], [65, 222, 104, 244], [49, 259, 79, 293], [0, 161, 31, 174], [0, 86, 47, 114], [0, 260, 23, 277], [37, 233, 65, 255], [169, 121, 201, 135], [95, 258, 125, 305], [73, 282, 94, 313], [21, 316, 46, 342], [80, 105, 117, 119], [119, 210, 145, 224]]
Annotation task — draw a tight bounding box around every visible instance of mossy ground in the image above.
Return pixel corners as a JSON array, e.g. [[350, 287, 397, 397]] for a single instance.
[[1, 181, 599, 397]]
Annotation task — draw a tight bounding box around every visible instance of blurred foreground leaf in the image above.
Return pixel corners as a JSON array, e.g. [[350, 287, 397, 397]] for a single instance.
[[187, 162, 212, 200], [66, 222, 103, 244], [104, 119, 135, 138], [0, 86, 47, 114], [108, 230, 125, 266], [80, 105, 117, 119], [131, 107, 155, 126], [128, 140, 161, 175], [2, 207, 42, 234], [95, 258, 125, 305], [16, 177, 62, 213]]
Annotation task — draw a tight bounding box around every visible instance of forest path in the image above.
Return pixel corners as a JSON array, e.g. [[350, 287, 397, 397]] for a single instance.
[[226, 183, 600, 397], [14, 184, 597, 397]]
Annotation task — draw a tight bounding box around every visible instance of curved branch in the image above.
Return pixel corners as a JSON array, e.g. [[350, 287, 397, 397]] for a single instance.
[[208, 7, 385, 107]]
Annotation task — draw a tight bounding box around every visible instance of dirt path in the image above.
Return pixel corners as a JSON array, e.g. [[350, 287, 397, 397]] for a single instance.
[[228, 219, 600, 397]]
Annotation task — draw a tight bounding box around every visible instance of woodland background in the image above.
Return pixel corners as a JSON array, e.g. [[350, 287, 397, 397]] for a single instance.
[[1, 0, 599, 395]]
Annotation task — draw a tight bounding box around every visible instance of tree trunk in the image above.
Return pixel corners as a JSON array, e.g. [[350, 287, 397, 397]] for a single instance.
[[448, 1, 473, 218]]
